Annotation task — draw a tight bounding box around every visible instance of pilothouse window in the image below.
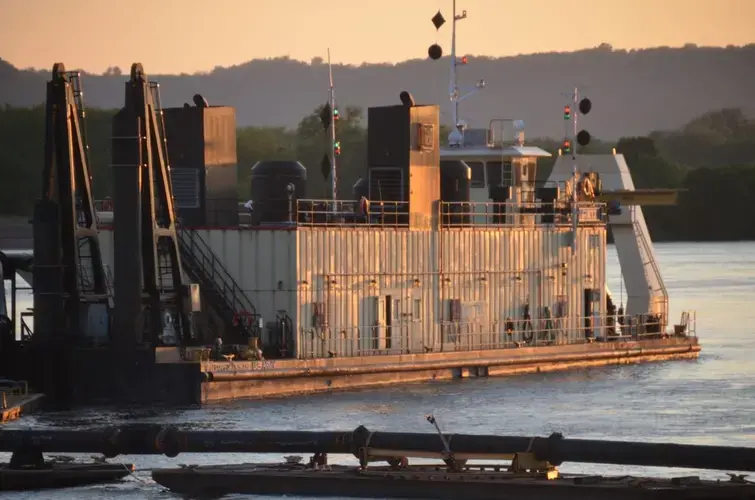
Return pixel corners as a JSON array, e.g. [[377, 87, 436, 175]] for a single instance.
[[468, 161, 485, 188]]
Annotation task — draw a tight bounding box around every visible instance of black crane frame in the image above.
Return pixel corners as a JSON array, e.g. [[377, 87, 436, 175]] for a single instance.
[[31, 63, 111, 401], [111, 63, 188, 350]]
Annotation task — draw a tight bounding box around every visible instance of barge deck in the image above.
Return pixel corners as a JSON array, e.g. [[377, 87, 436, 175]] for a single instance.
[[0, 381, 43, 424], [151, 462, 755, 500], [194, 336, 699, 402]]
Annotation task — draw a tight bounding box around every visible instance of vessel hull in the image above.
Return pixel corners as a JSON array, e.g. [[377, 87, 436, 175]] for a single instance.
[[197, 336, 699, 403], [151, 463, 754, 500], [0, 463, 132, 492]]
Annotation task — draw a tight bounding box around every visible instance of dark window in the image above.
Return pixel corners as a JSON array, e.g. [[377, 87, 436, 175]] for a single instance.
[[485, 161, 512, 187], [467, 161, 485, 188]]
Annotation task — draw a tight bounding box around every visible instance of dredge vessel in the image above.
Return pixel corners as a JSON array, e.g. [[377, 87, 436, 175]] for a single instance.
[[0, 2, 698, 407]]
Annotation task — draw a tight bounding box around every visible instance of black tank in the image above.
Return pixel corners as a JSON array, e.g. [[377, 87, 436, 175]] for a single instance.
[[249, 161, 307, 224], [440, 160, 471, 225]]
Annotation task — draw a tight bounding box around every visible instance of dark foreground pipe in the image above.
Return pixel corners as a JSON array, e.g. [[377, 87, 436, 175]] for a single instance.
[[0, 425, 355, 458], [1, 425, 753, 472], [357, 429, 755, 473]]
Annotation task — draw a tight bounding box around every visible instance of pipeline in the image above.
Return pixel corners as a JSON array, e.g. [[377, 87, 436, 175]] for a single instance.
[[0, 425, 753, 472]]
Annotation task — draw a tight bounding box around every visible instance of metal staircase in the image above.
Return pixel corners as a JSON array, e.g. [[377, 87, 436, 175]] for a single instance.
[[177, 229, 259, 341], [631, 207, 669, 327], [145, 81, 259, 343]]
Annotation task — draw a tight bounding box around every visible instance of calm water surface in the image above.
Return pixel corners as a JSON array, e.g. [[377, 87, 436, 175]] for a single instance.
[[2, 241, 754, 500]]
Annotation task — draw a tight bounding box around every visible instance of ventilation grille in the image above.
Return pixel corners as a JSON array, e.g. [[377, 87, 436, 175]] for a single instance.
[[368, 168, 403, 202], [171, 168, 200, 209]]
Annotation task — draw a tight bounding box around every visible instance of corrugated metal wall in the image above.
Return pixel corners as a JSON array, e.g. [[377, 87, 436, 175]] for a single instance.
[[295, 226, 605, 359], [97, 225, 605, 359]]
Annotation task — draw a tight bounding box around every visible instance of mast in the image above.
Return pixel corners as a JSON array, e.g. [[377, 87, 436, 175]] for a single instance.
[[449, 0, 465, 129], [571, 86, 579, 254], [436, 1, 484, 147], [328, 48, 337, 205]]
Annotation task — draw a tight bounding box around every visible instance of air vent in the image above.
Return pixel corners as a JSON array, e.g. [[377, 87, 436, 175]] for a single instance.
[[170, 168, 200, 209], [368, 168, 403, 202]]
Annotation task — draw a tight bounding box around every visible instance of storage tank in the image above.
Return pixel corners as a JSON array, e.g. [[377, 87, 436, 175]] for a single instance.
[[249, 161, 307, 224], [440, 160, 471, 225], [352, 177, 369, 200]]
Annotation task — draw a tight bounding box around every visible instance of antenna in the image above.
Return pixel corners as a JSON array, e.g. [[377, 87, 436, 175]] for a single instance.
[[428, 1, 486, 147]]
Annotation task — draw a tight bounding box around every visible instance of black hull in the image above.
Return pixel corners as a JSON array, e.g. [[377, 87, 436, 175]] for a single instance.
[[0, 462, 132, 491], [151, 464, 755, 500]]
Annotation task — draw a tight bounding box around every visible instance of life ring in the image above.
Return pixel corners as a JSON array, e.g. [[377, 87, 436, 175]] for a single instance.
[[359, 196, 369, 215], [522, 317, 534, 343], [521, 304, 534, 343], [581, 177, 594, 199]]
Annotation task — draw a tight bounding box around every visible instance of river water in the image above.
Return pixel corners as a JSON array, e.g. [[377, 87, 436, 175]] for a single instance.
[[2, 241, 754, 500]]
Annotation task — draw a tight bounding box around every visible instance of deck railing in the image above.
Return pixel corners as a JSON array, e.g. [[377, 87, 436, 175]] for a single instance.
[[297, 310, 697, 359], [295, 199, 410, 228], [94, 197, 609, 230], [438, 200, 607, 228]]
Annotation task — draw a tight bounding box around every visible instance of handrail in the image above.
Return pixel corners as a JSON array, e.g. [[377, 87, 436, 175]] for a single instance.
[[177, 229, 258, 331], [631, 207, 669, 326], [20, 312, 33, 340]]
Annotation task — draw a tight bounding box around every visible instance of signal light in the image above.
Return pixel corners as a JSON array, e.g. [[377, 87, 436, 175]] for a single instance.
[[564, 105, 571, 120], [334, 141, 341, 156], [333, 107, 339, 121], [562, 140, 571, 154], [460, 56, 468, 65]]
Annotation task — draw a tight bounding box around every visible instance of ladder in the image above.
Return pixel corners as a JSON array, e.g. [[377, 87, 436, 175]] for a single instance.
[[67, 71, 114, 309], [66, 71, 92, 173]]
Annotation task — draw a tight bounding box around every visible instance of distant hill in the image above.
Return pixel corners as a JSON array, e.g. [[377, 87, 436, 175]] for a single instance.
[[2, 43, 754, 139]]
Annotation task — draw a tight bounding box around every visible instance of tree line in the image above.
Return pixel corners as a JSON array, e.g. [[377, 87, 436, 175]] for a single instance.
[[0, 104, 753, 242]]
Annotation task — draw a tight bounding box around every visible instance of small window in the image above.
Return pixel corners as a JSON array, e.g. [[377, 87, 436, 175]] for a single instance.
[[448, 299, 462, 321], [467, 161, 485, 188]]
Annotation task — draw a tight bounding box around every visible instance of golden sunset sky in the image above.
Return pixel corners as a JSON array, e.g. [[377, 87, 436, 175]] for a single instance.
[[2, 0, 753, 73]]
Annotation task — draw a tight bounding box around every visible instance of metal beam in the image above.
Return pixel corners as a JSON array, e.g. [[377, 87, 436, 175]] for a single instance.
[[598, 189, 685, 206]]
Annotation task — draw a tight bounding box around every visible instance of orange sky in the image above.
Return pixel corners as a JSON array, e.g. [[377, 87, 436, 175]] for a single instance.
[[2, 0, 754, 74]]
